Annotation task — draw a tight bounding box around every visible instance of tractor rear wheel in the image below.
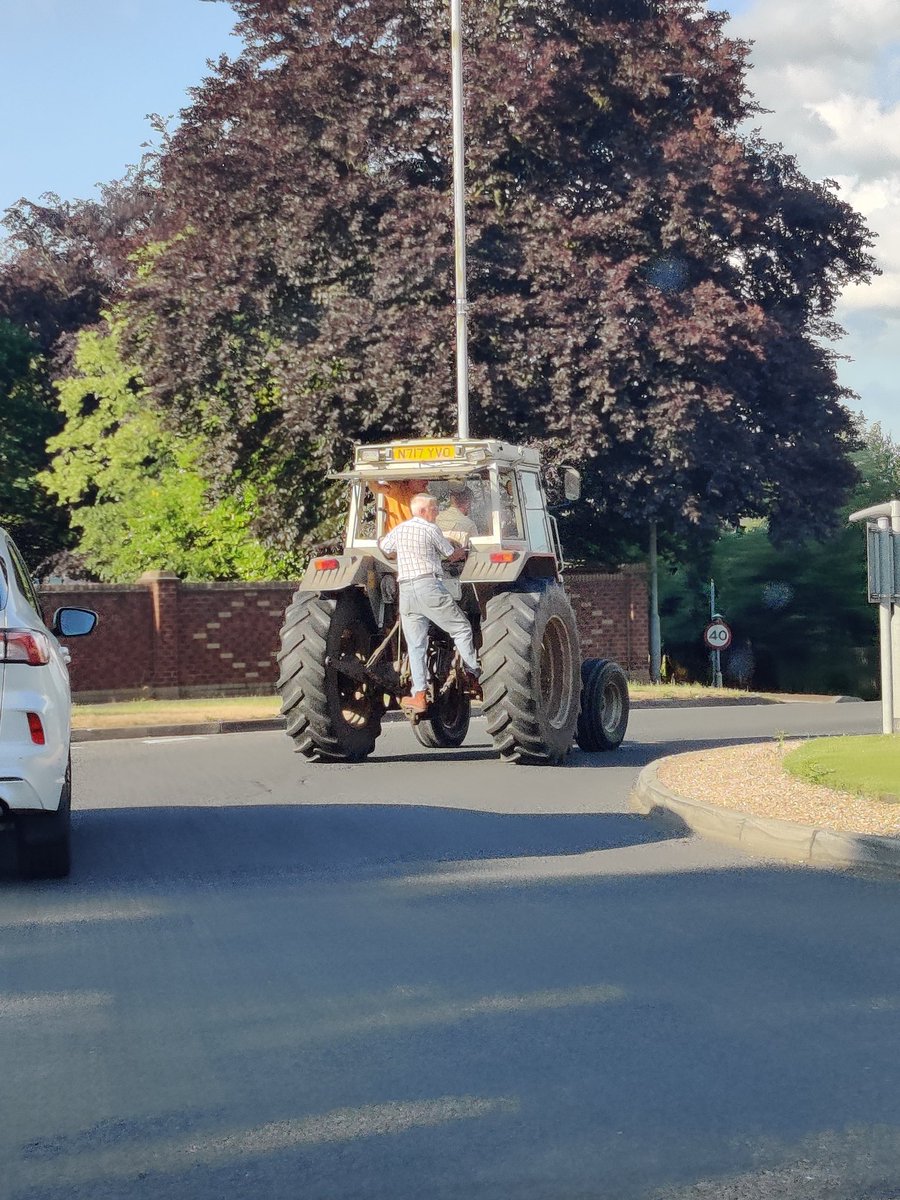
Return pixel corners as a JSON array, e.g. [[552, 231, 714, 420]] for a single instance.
[[276, 590, 384, 761], [576, 658, 630, 752], [481, 583, 581, 764]]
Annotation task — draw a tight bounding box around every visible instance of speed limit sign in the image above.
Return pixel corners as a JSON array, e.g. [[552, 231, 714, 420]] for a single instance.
[[704, 621, 733, 650]]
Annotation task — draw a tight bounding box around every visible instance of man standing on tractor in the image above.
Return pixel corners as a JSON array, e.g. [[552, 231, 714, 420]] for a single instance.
[[379, 493, 481, 714]]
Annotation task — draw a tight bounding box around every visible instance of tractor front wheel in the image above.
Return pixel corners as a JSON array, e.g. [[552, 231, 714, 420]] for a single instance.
[[413, 675, 471, 749], [576, 658, 630, 752]]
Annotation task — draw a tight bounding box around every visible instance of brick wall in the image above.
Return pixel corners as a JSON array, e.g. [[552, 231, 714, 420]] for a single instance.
[[38, 583, 155, 694], [42, 568, 648, 699], [176, 582, 295, 690], [568, 566, 649, 681]]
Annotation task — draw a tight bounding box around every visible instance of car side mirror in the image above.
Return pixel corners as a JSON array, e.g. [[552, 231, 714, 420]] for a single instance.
[[562, 467, 581, 502], [52, 608, 98, 638]]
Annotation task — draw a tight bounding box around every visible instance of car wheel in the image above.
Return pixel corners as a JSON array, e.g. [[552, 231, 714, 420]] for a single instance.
[[17, 756, 72, 880]]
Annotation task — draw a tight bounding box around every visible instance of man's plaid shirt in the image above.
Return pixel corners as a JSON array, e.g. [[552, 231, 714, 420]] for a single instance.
[[380, 517, 454, 582]]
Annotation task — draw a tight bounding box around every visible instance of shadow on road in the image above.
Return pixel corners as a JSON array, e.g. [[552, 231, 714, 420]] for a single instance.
[[369, 733, 776, 770], [3, 807, 900, 1200], [0, 801, 689, 889]]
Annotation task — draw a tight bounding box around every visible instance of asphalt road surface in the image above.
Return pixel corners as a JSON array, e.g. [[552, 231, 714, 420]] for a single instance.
[[4, 702, 900, 1200]]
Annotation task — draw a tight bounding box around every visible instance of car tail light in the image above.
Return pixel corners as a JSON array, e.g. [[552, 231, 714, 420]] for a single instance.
[[0, 630, 51, 666], [27, 713, 46, 745], [314, 557, 340, 571], [490, 551, 518, 564]]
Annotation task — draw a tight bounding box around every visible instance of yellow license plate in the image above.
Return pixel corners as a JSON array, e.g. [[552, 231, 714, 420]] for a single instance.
[[391, 444, 458, 461]]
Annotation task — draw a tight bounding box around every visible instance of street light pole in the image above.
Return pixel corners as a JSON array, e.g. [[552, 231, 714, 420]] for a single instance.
[[450, 0, 470, 439], [649, 522, 661, 682]]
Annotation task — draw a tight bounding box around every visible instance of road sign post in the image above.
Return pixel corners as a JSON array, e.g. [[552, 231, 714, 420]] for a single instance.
[[849, 500, 900, 735], [703, 595, 731, 688]]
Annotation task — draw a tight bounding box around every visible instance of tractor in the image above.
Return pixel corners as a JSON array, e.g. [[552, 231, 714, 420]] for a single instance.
[[275, 437, 630, 764], [276, 5, 633, 764]]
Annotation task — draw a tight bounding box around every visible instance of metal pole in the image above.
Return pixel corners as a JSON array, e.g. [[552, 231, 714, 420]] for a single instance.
[[450, 0, 470, 439], [892, 500, 900, 732], [710, 578, 722, 689], [877, 517, 894, 735], [649, 522, 661, 682], [709, 579, 715, 687]]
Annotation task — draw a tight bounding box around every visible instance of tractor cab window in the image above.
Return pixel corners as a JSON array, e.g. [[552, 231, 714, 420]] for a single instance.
[[428, 471, 492, 539], [353, 482, 379, 541], [352, 479, 419, 542], [498, 469, 525, 541], [519, 471, 551, 552]]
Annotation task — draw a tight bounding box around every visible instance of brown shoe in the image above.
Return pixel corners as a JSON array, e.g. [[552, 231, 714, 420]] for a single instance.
[[465, 671, 483, 700], [400, 691, 428, 714]]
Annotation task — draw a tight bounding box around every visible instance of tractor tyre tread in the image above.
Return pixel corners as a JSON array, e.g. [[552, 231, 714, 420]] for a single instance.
[[480, 584, 580, 765], [276, 591, 382, 761]]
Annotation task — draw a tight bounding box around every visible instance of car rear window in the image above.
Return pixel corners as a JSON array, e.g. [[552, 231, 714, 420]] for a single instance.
[[0, 555, 8, 612], [6, 539, 41, 616]]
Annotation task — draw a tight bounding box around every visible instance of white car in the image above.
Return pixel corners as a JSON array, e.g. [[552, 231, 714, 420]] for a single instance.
[[0, 529, 96, 878]]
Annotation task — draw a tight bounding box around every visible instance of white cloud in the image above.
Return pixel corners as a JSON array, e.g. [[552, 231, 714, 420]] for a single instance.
[[806, 96, 900, 175], [725, 0, 900, 434], [833, 174, 900, 312], [735, 0, 900, 67]]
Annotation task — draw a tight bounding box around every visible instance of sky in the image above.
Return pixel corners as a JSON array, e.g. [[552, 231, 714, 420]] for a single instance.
[[0, 0, 897, 440]]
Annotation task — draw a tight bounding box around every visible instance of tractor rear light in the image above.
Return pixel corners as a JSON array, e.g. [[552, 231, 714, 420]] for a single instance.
[[1, 630, 51, 666], [489, 552, 518, 564], [26, 713, 46, 745], [314, 557, 340, 571]]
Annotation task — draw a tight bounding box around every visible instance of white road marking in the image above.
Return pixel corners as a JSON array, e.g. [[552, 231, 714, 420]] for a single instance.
[[141, 735, 214, 744]]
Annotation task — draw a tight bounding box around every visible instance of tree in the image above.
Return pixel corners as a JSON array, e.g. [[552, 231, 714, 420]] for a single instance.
[[0, 159, 161, 563], [126, 0, 876, 559], [41, 317, 303, 581], [658, 421, 900, 696], [0, 319, 68, 564], [1, 158, 159, 361]]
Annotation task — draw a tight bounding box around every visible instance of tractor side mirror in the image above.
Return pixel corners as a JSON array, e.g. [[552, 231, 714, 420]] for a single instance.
[[562, 467, 581, 503]]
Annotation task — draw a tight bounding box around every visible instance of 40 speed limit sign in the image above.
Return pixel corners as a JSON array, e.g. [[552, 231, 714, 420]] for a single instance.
[[703, 621, 733, 651]]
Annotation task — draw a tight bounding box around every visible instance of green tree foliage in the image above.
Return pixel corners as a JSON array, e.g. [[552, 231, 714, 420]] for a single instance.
[[127, 0, 875, 558], [0, 319, 68, 563], [41, 318, 302, 582], [0, 161, 160, 564], [659, 422, 900, 696]]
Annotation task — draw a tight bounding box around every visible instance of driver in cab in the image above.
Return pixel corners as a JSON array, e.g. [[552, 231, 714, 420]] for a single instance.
[[436, 485, 478, 542]]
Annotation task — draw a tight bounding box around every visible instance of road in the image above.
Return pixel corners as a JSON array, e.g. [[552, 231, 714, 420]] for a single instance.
[[3, 702, 900, 1200]]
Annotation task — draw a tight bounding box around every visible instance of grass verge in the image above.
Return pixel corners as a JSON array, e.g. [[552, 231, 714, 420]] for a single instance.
[[783, 736, 900, 802], [72, 695, 281, 729], [629, 682, 768, 702], [70, 683, 833, 730]]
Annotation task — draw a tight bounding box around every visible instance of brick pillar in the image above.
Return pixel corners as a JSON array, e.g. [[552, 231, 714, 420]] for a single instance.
[[139, 571, 181, 696]]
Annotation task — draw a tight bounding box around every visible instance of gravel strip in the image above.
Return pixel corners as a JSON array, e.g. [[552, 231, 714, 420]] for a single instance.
[[658, 741, 900, 838]]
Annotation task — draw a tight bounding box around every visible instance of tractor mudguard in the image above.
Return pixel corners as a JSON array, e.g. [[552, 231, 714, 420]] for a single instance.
[[299, 553, 372, 593], [460, 552, 558, 585]]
